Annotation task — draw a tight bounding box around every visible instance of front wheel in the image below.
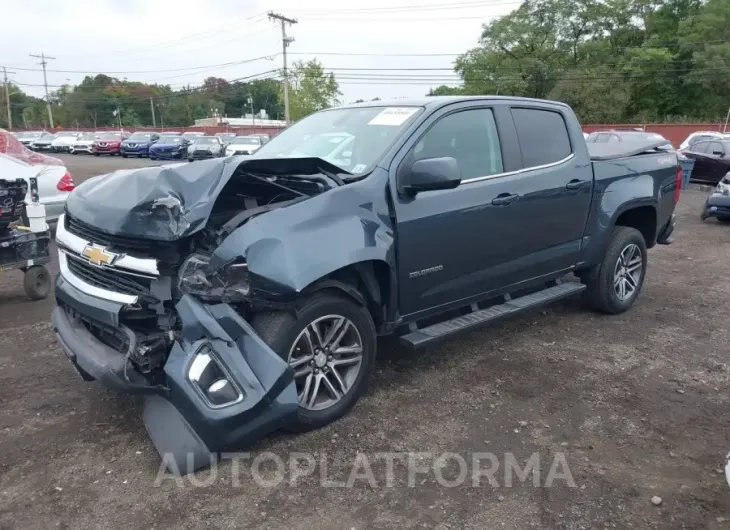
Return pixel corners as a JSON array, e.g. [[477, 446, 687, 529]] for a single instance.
[[716, 216, 730, 224], [582, 226, 647, 314], [251, 292, 377, 432]]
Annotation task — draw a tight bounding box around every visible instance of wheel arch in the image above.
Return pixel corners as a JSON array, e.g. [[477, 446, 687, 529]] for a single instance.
[[299, 260, 394, 332]]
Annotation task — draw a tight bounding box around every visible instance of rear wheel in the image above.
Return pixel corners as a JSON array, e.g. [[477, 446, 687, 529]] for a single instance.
[[582, 226, 647, 314], [251, 292, 377, 432]]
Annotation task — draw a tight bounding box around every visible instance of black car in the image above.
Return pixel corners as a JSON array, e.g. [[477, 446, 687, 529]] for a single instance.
[[681, 139, 730, 185]]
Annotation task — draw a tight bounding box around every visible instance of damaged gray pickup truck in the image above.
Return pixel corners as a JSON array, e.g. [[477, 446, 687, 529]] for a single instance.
[[52, 96, 680, 473]]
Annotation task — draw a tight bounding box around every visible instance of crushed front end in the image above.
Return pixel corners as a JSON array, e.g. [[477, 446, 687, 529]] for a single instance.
[[52, 213, 298, 474]]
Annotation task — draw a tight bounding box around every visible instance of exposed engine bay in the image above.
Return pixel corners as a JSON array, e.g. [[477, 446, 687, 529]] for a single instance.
[[59, 158, 347, 382]]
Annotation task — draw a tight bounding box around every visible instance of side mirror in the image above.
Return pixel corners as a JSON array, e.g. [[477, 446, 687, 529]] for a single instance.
[[401, 157, 461, 195]]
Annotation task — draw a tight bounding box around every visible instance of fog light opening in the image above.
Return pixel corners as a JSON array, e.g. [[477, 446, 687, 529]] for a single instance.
[[188, 347, 243, 408]]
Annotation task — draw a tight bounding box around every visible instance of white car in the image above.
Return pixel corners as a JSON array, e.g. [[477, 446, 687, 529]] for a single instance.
[[225, 136, 264, 156], [0, 153, 74, 227], [14, 131, 45, 147], [70, 132, 97, 154], [51, 132, 82, 153], [679, 131, 730, 150]]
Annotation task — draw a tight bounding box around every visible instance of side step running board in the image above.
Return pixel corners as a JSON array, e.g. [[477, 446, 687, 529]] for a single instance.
[[399, 282, 586, 349]]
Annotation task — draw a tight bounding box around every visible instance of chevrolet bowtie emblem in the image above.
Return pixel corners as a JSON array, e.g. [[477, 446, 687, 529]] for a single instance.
[[82, 245, 118, 266]]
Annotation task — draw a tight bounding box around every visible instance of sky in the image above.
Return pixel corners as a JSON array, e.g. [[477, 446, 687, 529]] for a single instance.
[[3, 0, 521, 106]]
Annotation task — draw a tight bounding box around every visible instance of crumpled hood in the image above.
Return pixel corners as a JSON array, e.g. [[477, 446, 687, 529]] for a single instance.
[[65, 156, 346, 241]]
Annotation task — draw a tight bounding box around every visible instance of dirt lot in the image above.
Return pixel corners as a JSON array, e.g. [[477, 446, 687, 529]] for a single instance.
[[1, 154, 729, 529]]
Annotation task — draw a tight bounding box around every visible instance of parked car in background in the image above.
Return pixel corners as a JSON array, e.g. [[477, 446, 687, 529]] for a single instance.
[[148, 134, 189, 160], [224, 135, 263, 156], [29, 132, 56, 151], [701, 172, 730, 223], [181, 131, 205, 141], [250, 133, 270, 144], [15, 131, 45, 147], [70, 132, 97, 155], [51, 132, 83, 153], [0, 131, 75, 228], [214, 132, 237, 145], [121, 131, 160, 158], [679, 131, 730, 150], [586, 130, 674, 149], [681, 139, 730, 184], [187, 136, 224, 161], [92, 132, 128, 156]]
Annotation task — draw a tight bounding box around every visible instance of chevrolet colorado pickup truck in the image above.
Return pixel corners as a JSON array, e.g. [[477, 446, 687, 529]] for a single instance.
[[52, 96, 680, 473]]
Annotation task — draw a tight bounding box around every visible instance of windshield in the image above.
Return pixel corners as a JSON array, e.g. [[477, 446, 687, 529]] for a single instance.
[[194, 137, 217, 145], [58, 132, 79, 137], [232, 137, 260, 145], [100, 133, 122, 140], [78, 133, 95, 140], [255, 106, 423, 174], [158, 136, 182, 144], [129, 133, 152, 140]]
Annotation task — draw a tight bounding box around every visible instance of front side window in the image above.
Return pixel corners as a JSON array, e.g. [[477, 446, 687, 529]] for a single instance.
[[410, 108, 503, 180], [511, 108, 572, 167]]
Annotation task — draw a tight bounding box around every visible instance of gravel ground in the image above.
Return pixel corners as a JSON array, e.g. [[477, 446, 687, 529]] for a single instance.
[[0, 154, 729, 529]]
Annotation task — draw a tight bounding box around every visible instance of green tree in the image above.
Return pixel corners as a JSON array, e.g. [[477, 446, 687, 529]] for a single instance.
[[285, 59, 341, 121]]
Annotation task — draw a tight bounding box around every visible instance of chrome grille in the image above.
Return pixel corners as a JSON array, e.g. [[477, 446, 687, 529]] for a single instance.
[[65, 214, 155, 254], [65, 253, 157, 303]]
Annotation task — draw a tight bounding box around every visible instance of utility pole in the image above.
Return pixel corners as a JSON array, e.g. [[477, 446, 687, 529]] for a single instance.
[[150, 97, 157, 128], [29, 53, 56, 128], [268, 11, 297, 125], [247, 95, 255, 129], [723, 105, 730, 133], [2, 66, 16, 130]]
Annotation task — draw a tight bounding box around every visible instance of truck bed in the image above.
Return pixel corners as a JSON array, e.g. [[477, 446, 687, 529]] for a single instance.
[[587, 139, 673, 161]]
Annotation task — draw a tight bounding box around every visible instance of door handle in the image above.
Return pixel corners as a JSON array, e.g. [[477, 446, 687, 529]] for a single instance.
[[566, 179, 587, 190], [491, 193, 519, 206]]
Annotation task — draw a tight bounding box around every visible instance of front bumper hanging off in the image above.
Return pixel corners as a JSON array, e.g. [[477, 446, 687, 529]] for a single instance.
[[52, 275, 298, 475]]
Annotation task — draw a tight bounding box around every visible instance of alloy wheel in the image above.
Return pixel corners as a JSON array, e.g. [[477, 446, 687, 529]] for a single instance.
[[613, 243, 643, 301], [287, 314, 364, 411]]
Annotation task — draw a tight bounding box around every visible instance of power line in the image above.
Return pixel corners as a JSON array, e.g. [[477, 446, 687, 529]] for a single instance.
[[268, 11, 298, 125], [57, 12, 270, 58], [29, 53, 55, 128]]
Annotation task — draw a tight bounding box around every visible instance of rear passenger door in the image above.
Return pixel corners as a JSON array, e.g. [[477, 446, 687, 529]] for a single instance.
[[686, 141, 711, 181], [507, 106, 593, 277]]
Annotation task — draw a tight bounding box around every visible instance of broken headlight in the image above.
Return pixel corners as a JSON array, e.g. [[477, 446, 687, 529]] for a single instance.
[[716, 179, 730, 195], [178, 253, 250, 300]]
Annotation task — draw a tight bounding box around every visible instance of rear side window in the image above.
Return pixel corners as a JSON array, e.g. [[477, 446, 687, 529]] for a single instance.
[[511, 108, 572, 167], [708, 142, 725, 154]]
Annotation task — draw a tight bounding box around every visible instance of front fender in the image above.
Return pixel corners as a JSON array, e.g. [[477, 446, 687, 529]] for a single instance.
[[209, 169, 396, 299]]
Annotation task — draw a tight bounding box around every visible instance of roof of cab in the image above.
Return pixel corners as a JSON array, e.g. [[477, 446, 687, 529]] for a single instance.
[[337, 95, 572, 111]]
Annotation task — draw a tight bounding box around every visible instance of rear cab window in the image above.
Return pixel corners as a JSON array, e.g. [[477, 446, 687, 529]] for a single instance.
[[510, 107, 573, 168]]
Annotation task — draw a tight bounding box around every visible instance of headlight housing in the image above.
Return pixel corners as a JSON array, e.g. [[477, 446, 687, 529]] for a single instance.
[[716, 179, 730, 195], [178, 253, 250, 300]]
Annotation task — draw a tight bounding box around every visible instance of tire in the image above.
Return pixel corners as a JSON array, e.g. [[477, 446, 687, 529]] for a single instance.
[[121, 153, 128, 158], [250, 291, 377, 432], [24, 265, 51, 301], [94, 153, 100, 157], [149, 155, 157, 160], [716, 217, 730, 224], [188, 158, 194, 162], [582, 226, 647, 314]]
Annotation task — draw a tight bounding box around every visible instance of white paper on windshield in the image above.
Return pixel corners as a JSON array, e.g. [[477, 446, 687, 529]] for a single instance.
[[368, 107, 418, 126], [352, 163, 367, 173]]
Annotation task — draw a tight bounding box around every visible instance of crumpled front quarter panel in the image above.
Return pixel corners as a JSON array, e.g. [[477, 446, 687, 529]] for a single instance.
[[210, 168, 395, 296]]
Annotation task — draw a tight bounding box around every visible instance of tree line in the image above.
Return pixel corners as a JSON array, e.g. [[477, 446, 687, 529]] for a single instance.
[[2, 59, 341, 129], [431, 0, 730, 124]]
